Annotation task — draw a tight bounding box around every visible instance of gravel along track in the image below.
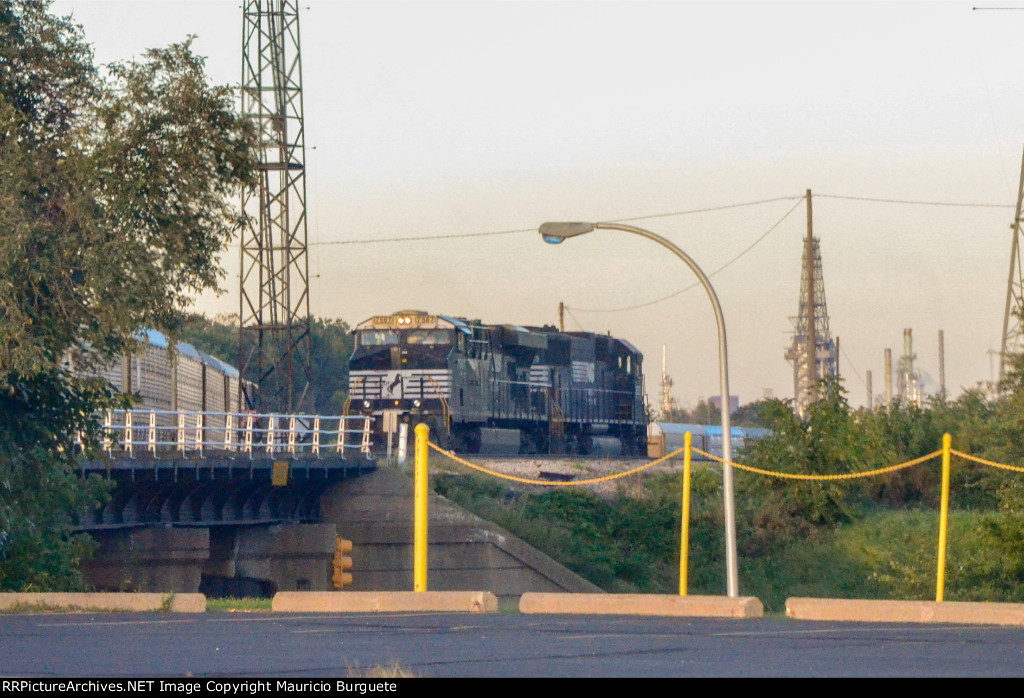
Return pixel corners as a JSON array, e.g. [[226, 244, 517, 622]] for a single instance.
[[429, 453, 704, 497]]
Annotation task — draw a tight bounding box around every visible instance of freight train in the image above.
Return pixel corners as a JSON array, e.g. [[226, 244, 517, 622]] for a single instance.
[[347, 310, 648, 455], [86, 329, 247, 430]]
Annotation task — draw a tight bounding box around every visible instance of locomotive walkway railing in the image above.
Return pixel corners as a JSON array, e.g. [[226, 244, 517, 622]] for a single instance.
[[83, 409, 374, 458]]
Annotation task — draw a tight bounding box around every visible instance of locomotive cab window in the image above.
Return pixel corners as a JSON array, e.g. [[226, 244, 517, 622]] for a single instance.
[[359, 330, 399, 346], [406, 329, 452, 345]]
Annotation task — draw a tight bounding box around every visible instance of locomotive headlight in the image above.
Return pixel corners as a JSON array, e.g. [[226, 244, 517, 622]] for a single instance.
[[362, 400, 371, 409], [413, 399, 421, 407]]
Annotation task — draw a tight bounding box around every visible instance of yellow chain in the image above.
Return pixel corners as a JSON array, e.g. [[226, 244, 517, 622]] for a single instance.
[[951, 449, 1024, 474], [427, 441, 688, 486], [693, 447, 943, 480], [426, 440, 1024, 487]]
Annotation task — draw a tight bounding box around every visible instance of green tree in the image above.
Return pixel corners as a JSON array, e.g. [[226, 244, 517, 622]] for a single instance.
[[737, 379, 882, 555], [0, 0, 256, 589]]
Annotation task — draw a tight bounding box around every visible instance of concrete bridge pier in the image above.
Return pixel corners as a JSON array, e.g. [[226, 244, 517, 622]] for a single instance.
[[80, 526, 210, 593], [81, 523, 338, 597]]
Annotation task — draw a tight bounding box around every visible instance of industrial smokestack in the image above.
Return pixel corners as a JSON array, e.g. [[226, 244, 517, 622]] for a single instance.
[[835, 336, 840, 378], [884, 349, 892, 405], [867, 370, 873, 410], [939, 330, 946, 401]]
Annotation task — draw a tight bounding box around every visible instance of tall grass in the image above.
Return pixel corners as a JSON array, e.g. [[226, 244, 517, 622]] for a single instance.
[[433, 472, 1024, 613]]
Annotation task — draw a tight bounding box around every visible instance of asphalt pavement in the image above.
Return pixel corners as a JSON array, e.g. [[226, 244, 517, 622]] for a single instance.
[[2, 612, 1023, 678]]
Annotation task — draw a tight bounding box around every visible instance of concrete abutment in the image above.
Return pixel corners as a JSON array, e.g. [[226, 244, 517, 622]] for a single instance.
[[80, 468, 600, 604]]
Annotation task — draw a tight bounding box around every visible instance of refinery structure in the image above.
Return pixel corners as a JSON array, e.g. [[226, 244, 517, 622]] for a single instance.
[[785, 190, 838, 417]]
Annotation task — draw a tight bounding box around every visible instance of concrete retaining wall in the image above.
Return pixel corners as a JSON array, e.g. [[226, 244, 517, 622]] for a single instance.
[[320, 468, 603, 607]]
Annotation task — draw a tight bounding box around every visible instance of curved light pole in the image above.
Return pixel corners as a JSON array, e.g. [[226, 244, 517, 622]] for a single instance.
[[538, 221, 739, 598]]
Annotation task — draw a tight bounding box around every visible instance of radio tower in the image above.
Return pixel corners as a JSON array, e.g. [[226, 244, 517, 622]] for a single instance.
[[239, 0, 313, 412], [999, 146, 1024, 384], [785, 190, 837, 417]]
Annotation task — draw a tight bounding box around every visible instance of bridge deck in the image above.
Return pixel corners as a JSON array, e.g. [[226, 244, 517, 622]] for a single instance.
[[78, 452, 377, 530]]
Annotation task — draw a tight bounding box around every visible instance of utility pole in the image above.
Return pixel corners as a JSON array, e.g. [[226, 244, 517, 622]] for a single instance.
[[805, 189, 817, 403], [558, 301, 565, 332], [999, 146, 1024, 383]]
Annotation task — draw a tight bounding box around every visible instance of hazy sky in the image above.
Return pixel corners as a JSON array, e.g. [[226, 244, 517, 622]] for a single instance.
[[49, 0, 1024, 410]]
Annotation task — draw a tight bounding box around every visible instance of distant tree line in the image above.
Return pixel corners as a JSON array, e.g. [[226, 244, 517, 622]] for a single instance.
[[660, 398, 773, 428], [179, 313, 354, 416]]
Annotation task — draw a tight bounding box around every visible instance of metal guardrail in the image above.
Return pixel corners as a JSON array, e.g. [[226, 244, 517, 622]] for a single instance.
[[84, 410, 374, 458]]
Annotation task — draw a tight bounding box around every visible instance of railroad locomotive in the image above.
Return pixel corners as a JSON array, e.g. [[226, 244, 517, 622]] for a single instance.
[[347, 310, 648, 455]]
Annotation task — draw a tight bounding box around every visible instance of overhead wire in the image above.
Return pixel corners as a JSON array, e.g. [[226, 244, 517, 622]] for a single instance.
[[227, 192, 1009, 249], [840, 342, 868, 391], [568, 197, 805, 313], [299, 196, 806, 247], [564, 306, 587, 332], [814, 193, 1012, 208]]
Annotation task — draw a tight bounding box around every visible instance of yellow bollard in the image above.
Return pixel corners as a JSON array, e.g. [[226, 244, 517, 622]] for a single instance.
[[414, 423, 429, 592], [936, 432, 952, 602], [680, 431, 692, 596]]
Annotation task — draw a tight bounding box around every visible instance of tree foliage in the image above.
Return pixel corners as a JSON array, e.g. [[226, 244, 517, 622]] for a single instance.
[[0, 0, 256, 589], [179, 313, 355, 415]]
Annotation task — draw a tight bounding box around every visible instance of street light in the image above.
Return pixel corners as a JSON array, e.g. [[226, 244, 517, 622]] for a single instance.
[[538, 221, 740, 598]]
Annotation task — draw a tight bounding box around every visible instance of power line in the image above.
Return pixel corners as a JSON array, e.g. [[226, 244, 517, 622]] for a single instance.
[[814, 193, 1012, 208], [568, 197, 805, 313], [300, 196, 804, 247], [228, 191, 1013, 250], [310, 227, 533, 245], [840, 343, 868, 391], [564, 306, 587, 332], [604, 196, 804, 223]]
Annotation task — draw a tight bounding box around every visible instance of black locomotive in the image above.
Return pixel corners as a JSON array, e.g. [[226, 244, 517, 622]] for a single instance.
[[347, 310, 648, 455]]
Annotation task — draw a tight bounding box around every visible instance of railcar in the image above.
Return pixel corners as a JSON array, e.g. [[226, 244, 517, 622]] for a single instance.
[[83, 329, 248, 431], [347, 310, 648, 455], [649, 422, 772, 460]]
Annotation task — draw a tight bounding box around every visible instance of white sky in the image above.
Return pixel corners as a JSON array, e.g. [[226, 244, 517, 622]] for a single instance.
[[49, 0, 1024, 410]]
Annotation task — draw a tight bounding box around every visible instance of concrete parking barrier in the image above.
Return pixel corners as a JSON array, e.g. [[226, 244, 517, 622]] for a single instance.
[[519, 593, 763, 617], [272, 590, 498, 613], [786, 597, 1024, 625], [0, 592, 206, 613]]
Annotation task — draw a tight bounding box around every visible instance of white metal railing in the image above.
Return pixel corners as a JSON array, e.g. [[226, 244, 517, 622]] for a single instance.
[[83, 410, 374, 459]]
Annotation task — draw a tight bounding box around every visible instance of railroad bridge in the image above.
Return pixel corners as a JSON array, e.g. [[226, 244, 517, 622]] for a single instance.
[[75, 408, 606, 603], [77, 409, 377, 596]]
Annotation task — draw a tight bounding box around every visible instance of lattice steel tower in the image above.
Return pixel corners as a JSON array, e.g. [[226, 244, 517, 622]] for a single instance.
[[785, 190, 837, 417], [999, 146, 1024, 384], [239, 0, 312, 412]]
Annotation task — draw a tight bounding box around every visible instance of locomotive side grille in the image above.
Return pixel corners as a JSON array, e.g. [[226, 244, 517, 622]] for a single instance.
[[528, 366, 552, 388], [572, 361, 595, 383]]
